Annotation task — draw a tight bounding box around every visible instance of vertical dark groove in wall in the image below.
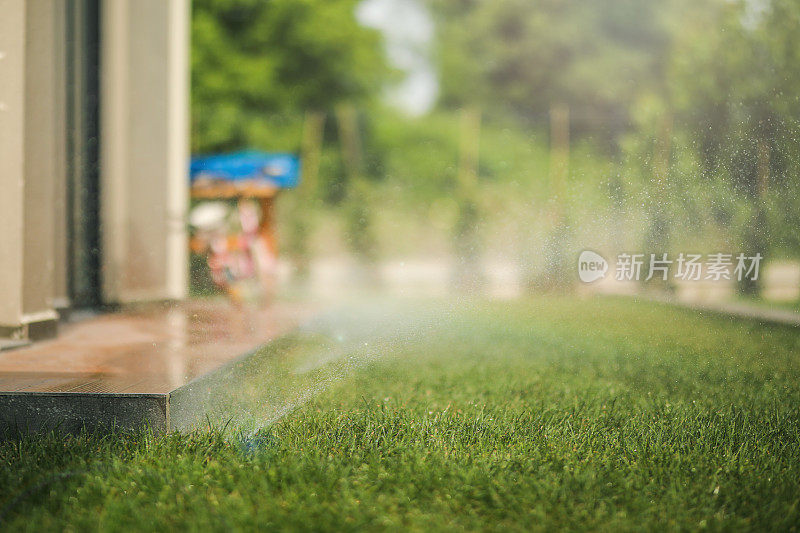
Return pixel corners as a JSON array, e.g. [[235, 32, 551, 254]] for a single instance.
[[66, 0, 102, 308]]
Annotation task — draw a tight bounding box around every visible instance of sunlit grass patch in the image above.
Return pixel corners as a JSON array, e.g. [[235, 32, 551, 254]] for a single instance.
[[1, 296, 799, 530]]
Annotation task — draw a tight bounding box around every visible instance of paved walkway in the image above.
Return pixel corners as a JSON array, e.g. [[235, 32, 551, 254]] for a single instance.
[[652, 296, 800, 327], [0, 299, 313, 394], [0, 299, 316, 434]]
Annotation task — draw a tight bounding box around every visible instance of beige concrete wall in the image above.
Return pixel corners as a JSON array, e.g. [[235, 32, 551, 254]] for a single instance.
[[52, 0, 69, 310], [22, 0, 59, 322], [1, 0, 189, 334], [101, 0, 189, 303], [0, 0, 62, 330], [0, 0, 27, 328]]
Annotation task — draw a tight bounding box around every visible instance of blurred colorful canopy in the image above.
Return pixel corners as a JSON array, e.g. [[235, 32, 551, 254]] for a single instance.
[[190, 151, 300, 189]]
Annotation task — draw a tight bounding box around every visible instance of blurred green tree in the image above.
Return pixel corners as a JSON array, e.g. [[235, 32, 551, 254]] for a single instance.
[[667, 0, 800, 294], [428, 0, 669, 143], [191, 0, 387, 153]]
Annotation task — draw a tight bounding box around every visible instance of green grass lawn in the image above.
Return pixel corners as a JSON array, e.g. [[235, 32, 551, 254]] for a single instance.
[[2, 296, 799, 531]]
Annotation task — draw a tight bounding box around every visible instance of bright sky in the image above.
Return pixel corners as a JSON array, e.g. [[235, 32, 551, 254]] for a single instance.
[[357, 0, 439, 116]]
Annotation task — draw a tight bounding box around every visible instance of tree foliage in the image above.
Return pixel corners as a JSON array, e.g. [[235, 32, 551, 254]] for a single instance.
[[429, 0, 669, 140], [191, 0, 387, 153]]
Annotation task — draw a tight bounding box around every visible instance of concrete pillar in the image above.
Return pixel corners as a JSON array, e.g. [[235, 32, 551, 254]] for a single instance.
[[0, 0, 62, 339], [52, 0, 70, 311], [100, 0, 189, 303], [22, 0, 59, 334], [0, 0, 27, 335]]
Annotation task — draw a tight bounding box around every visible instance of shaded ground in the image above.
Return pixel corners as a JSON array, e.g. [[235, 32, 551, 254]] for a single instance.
[[1, 296, 799, 531]]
